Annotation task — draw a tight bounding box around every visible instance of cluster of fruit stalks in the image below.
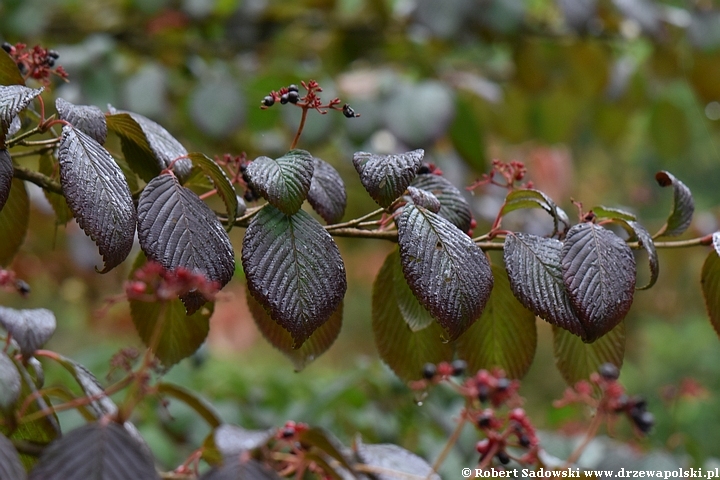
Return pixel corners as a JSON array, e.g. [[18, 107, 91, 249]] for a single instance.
[[2, 42, 68, 85], [412, 362, 654, 469], [260, 80, 359, 118]]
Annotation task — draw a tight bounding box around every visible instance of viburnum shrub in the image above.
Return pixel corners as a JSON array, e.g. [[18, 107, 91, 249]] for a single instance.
[[0, 42, 719, 479]]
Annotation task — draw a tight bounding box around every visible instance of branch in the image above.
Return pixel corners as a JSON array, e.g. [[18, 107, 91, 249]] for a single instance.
[[13, 166, 63, 195]]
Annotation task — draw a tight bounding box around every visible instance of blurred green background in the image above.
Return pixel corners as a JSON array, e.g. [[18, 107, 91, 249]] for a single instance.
[[2, 0, 720, 475]]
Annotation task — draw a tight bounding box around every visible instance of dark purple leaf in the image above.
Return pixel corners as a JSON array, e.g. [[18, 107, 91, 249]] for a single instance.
[[0, 85, 42, 144], [199, 458, 281, 480], [307, 156, 346, 224], [0, 307, 56, 357], [456, 265, 537, 379], [504, 232, 584, 337], [203, 424, 274, 465], [410, 173, 472, 232], [55, 98, 107, 144], [29, 422, 158, 480], [0, 352, 21, 412], [354, 440, 440, 480], [553, 322, 625, 385], [372, 251, 453, 381], [654, 171, 694, 237], [0, 49, 25, 86], [247, 288, 342, 370], [702, 248, 720, 339], [246, 149, 314, 215], [242, 206, 346, 347], [0, 433, 25, 480], [0, 149, 11, 212], [628, 221, 658, 290], [561, 223, 635, 342], [406, 186, 440, 213], [0, 178, 28, 266], [352, 149, 424, 208], [106, 109, 191, 181], [137, 173, 234, 313], [396, 204, 493, 340], [187, 152, 238, 230], [58, 126, 136, 272]]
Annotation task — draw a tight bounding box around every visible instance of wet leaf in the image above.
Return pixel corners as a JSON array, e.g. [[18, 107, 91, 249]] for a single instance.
[[0, 149, 12, 211], [456, 265, 537, 379], [504, 232, 584, 337], [411, 173, 472, 233], [307, 157, 346, 224], [396, 204, 493, 340], [0, 307, 56, 357], [352, 149, 424, 208], [561, 223, 635, 342], [406, 186, 441, 213], [55, 98, 107, 144], [202, 424, 274, 466], [372, 250, 454, 382], [628, 221, 658, 290], [553, 322, 625, 385], [0, 49, 25, 86], [500, 189, 569, 236], [0, 351, 21, 412], [0, 178, 29, 266], [654, 171, 694, 237], [392, 251, 435, 332], [58, 126, 136, 272], [137, 173, 234, 313], [702, 248, 720, 339], [247, 289, 342, 370], [106, 110, 191, 181], [242, 206, 346, 347], [0, 85, 42, 144], [50, 354, 118, 418], [29, 422, 158, 480], [355, 440, 440, 480], [0, 432, 25, 480], [199, 457, 281, 480], [246, 150, 314, 215], [591, 206, 636, 222], [187, 152, 238, 230], [38, 153, 73, 225]]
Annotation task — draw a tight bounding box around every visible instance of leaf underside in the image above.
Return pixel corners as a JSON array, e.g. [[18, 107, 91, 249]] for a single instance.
[[0, 178, 29, 266], [58, 126, 137, 272], [702, 250, 720, 339], [396, 204, 493, 340], [137, 173, 235, 313], [655, 170, 694, 237], [0, 306, 56, 357], [561, 223, 636, 342], [352, 149, 424, 208], [553, 322, 625, 385], [354, 441, 440, 480], [307, 156, 346, 224], [456, 264, 537, 379], [410, 173, 472, 232], [0, 85, 42, 143], [187, 152, 238, 230], [55, 98, 107, 144], [242, 206, 346, 347], [372, 250, 454, 382], [246, 149, 314, 215]]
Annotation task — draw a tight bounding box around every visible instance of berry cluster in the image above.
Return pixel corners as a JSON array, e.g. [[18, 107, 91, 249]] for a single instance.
[[125, 262, 220, 303], [0, 268, 30, 296], [467, 159, 533, 192], [475, 407, 539, 467], [1, 42, 68, 86], [276, 420, 309, 440], [260, 80, 359, 118]]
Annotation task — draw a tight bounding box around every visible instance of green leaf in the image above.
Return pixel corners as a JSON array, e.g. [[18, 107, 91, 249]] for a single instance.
[[456, 265, 537, 379], [0, 178, 29, 266], [411, 173, 472, 233], [187, 152, 238, 231], [0, 432, 25, 480], [702, 248, 720, 339], [38, 153, 73, 225], [247, 289, 342, 371], [242, 206, 346, 347], [392, 253, 435, 332], [156, 382, 222, 429], [396, 204, 493, 340], [553, 322, 625, 385], [246, 149, 314, 215], [654, 170, 694, 237], [591, 205, 636, 222], [500, 189, 569, 236], [0, 50, 25, 87], [352, 149, 424, 208], [372, 250, 453, 382]]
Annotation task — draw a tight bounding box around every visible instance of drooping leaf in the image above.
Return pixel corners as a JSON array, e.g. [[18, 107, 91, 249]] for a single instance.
[[246, 150, 314, 215], [410, 173, 472, 233], [561, 223, 636, 342], [500, 189, 570, 236], [392, 251, 435, 332], [553, 322, 625, 385], [29, 422, 158, 480], [406, 186, 441, 213], [654, 171, 694, 237], [0, 307, 56, 357], [298, 427, 355, 476], [0, 49, 25, 86], [55, 98, 107, 144], [0, 85, 42, 144], [58, 126, 136, 272], [157, 382, 222, 429], [591, 205, 636, 221], [504, 232, 584, 337], [199, 457, 281, 480], [202, 424, 274, 466], [307, 156, 346, 224], [247, 288, 342, 370], [372, 250, 453, 382], [0, 351, 21, 412], [702, 248, 720, 338], [0, 149, 12, 211], [242, 206, 346, 347], [456, 265, 537, 379], [105, 110, 191, 181], [628, 221, 659, 290], [186, 152, 238, 230], [0, 432, 25, 480], [0, 178, 29, 266], [396, 204, 493, 340], [352, 149, 424, 208], [38, 153, 73, 225], [354, 440, 440, 480], [137, 173, 234, 313], [50, 354, 118, 418]]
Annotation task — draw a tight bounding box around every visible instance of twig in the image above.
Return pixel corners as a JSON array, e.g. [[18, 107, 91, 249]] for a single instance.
[[13, 165, 63, 195]]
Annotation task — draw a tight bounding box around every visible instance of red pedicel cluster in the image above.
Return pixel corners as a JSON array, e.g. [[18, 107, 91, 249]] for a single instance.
[[2, 42, 68, 86], [260, 80, 359, 118], [125, 262, 220, 303], [467, 159, 533, 192], [276, 420, 309, 441]]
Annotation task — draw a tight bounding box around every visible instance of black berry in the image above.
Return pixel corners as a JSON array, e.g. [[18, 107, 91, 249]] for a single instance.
[[477, 411, 492, 428], [496, 377, 510, 392], [262, 95, 275, 107], [598, 362, 619, 380], [15, 280, 30, 296], [519, 434, 531, 448], [287, 90, 299, 104], [633, 411, 655, 434], [280, 93, 289, 105], [2, 42, 12, 53], [342, 104, 357, 118], [47, 49, 59, 59], [451, 359, 467, 376], [496, 450, 510, 465], [422, 363, 437, 380], [45, 57, 55, 67], [17, 62, 27, 74], [288, 84, 299, 93], [478, 384, 490, 403], [281, 427, 295, 438], [417, 165, 431, 174]]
